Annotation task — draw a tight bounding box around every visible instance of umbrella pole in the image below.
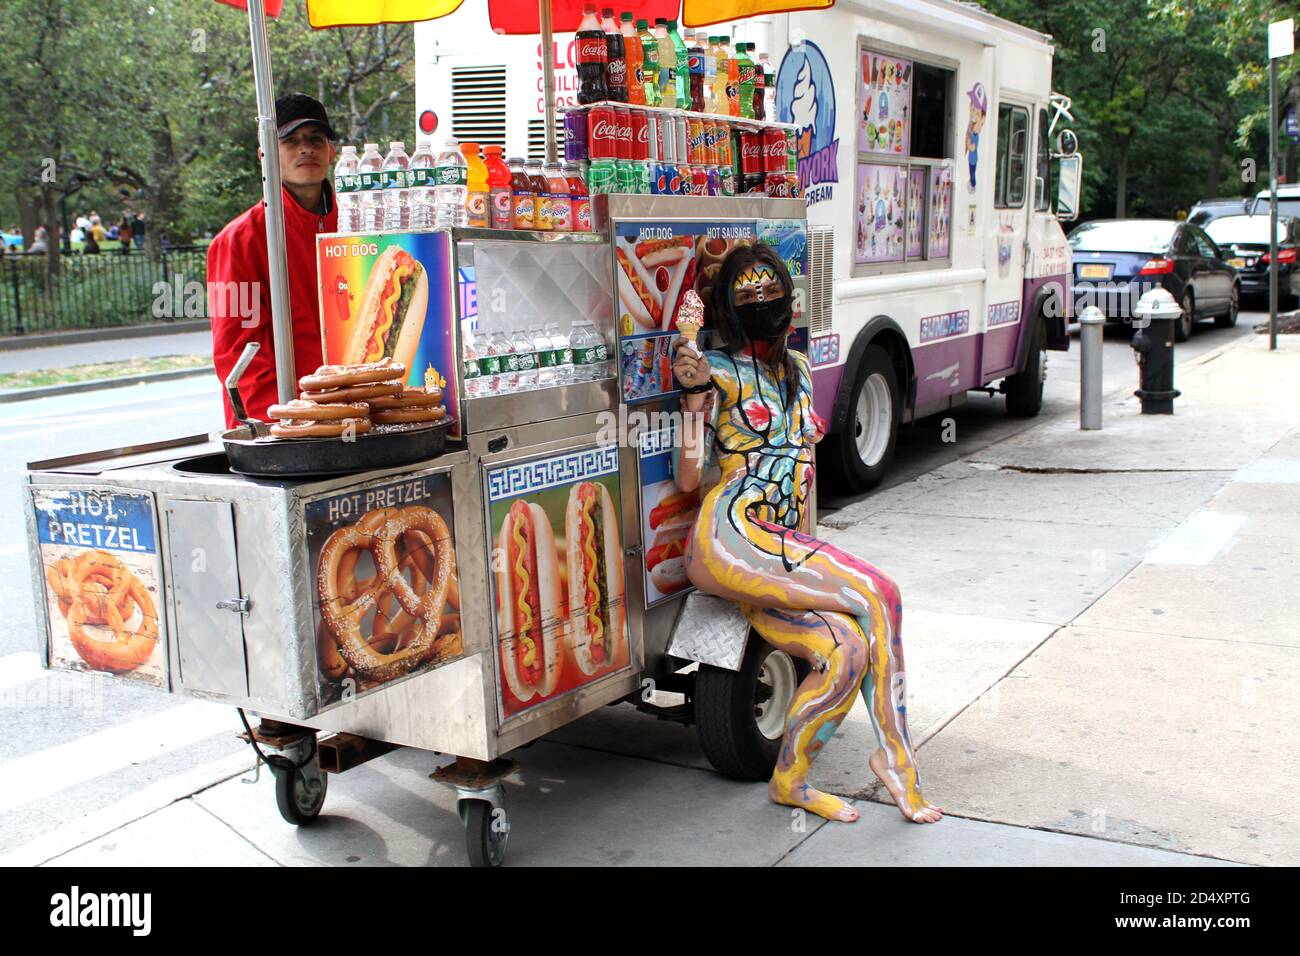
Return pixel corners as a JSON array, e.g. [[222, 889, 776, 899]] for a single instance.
[[539, 0, 558, 163], [246, 0, 296, 403]]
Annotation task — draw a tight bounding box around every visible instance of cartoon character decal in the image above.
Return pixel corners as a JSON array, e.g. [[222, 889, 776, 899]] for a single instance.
[[964, 82, 987, 190]]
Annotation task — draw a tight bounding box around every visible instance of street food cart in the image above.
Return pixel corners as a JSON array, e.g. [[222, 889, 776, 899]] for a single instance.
[[21, 0, 815, 868]]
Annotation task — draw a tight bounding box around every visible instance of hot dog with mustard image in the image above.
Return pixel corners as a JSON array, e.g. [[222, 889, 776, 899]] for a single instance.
[[343, 246, 429, 373], [565, 481, 626, 675], [496, 499, 565, 703]]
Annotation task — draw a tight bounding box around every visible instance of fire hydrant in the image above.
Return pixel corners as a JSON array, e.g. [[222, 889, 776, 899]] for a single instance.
[[1131, 289, 1182, 414]]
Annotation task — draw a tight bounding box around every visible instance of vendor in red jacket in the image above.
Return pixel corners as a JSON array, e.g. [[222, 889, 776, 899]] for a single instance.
[[208, 93, 339, 427]]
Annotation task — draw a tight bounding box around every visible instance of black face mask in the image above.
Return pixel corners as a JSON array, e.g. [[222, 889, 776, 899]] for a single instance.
[[736, 297, 792, 343]]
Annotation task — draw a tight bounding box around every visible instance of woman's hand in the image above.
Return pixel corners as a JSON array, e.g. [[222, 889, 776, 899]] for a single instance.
[[672, 336, 710, 389]]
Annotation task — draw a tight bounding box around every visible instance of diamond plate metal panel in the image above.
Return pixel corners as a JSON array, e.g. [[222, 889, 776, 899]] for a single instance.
[[666, 591, 751, 672]]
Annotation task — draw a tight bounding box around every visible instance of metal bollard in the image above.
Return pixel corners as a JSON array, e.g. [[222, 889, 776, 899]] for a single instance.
[[1131, 289, 1182, 415], [1079, 306, 1104, 430]]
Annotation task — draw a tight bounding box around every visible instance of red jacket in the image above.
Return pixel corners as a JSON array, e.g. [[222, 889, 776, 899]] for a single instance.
[[208, 184, 337, 427]]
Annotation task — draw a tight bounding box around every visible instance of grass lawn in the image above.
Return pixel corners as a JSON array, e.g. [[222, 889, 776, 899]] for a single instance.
[[0, 354, 209, 389]]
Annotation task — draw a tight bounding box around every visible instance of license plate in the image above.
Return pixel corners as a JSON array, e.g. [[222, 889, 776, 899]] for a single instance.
[[1079, 264, 1111, 279], [1228, 258, 1246, 269]]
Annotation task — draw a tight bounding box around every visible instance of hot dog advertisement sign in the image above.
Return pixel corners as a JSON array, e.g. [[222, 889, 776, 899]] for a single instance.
[[638, 424, 705, 609], [305, 472, 462, 708], [485, 445, 629, 720], [31, 487, 167, 688], [317, 231, 461, 437]]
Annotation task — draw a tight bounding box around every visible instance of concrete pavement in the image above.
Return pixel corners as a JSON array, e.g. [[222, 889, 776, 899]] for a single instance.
[[0, 330, 211, 375]]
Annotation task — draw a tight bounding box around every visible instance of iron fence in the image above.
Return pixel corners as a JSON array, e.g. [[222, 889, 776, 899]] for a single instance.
[[0, 245, 210, 336]]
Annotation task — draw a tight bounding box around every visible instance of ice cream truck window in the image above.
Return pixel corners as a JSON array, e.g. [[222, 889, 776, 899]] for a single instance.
[[853, 39, 956, 274], [995, 104, 1030, 208], [1035, 108, 1052, 212]]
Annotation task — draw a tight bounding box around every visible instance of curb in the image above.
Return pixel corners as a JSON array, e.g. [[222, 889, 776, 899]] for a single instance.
[[0, 365, 215, 404], [0, 320, 210, 352]]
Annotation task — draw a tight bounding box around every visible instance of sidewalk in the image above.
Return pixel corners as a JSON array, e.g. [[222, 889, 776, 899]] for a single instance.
[[11, 331, 1297, 867]]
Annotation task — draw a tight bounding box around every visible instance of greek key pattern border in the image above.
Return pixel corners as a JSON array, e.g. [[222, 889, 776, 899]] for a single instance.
[[486, 445, 620, 502]]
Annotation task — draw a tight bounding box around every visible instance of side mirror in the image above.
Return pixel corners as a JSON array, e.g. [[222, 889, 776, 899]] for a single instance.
[[1055, 129, 1078, 157], [1056, 154, 1083, 223]]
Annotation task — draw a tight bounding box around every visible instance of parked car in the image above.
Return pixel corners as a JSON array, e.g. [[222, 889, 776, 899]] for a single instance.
[[1068, 218, 1239, 341], [1246, 184, 1300, 219], [1205, 214, 1300, 308], [1188, 197, 1249, 227]]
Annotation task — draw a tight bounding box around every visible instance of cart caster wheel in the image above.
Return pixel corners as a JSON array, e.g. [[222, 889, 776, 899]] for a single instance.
[[459, 799, 508, 867], [274, 764, 328, 826]]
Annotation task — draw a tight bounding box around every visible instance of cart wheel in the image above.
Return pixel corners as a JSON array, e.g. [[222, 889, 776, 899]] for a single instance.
[[274, 763, 328, 826], [460, 799, 509, 867]]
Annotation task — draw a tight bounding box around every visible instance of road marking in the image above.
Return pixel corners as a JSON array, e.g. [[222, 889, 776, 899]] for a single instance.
[[1144, 512, 1247, 566], [1233, 458, 1300, 484], [0, 699, 238, 816], [0, 651, 43, 692]]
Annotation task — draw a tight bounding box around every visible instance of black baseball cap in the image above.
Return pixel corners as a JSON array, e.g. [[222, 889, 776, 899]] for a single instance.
[[275, 93, 338, 141]]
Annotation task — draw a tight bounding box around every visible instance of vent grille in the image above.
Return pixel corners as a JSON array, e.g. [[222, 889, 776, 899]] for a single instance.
[[527, 118, 565, 162], [808, 225, 834, 335], [451, 66, 506, 146]]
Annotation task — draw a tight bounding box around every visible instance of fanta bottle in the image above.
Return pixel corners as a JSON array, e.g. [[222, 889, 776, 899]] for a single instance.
[[460, 141, 489, 228], [725, 38, 740, 117], [621, 13, 645, 106]]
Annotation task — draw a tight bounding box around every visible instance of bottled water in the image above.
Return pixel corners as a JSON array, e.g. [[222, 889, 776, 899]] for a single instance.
[[434, 137, 468, 229], [570, 320, 598, 382], [489, 330, 515, 393], [333, 145, 359, 233], [590, 321, 611, 379], [530, 325, 554, 387], [408, 138, 436, 230], [547, 322, 574, 385], [511, 328, 538, 390], [357, 143, 384, 232], [381, 141, 410, 232]]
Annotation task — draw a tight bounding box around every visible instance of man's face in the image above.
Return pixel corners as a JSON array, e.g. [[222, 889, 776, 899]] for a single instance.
[[278, 125, 333, 187]]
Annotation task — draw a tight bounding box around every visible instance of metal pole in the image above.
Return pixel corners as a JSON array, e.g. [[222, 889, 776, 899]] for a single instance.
[[539, 0, 558, 163], [1079, 306, 1103, 430], [1269, 56, 1279, 351], [246, 0, 296, 402]]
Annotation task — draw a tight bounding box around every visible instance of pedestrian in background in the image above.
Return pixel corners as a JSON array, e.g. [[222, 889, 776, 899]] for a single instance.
[[131, 212, 145, 249], [117, 216, 133, 254], [29, 225, 48, 253]]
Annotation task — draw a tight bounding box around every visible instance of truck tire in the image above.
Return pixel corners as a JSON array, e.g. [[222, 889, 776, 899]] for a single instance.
[[695, 635, 807, 782], [1004, 315, 1046, 417], [821, 344, 900, 493]]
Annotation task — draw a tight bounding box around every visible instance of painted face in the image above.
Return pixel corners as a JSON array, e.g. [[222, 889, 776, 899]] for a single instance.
[[732, 264, 784, 306]]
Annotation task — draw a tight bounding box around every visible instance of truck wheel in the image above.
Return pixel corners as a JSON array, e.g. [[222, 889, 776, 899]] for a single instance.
[[1004, 316, 1047, 417], [695, 634, 808, 781], [823, 345, 900, 493]]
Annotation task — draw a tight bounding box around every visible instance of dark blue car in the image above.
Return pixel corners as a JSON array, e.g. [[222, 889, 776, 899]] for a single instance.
[[1069, 219, 1239, 341]]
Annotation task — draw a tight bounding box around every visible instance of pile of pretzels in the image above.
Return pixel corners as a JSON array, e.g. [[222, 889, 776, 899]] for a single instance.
[[267, 358, 447, 439]]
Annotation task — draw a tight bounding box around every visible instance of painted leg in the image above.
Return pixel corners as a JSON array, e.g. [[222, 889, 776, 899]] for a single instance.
[[744, 606, 867, 824]]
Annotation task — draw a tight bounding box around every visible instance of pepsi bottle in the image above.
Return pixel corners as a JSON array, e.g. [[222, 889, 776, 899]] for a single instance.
[[576, 5, 609, 105]]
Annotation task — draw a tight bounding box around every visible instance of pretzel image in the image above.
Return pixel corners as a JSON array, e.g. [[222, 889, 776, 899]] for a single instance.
[[317, 505, 459, 683], [45, 550, 159, 674]]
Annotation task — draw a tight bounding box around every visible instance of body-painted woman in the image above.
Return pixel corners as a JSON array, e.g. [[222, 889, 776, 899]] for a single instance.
[[672, 244, 941, 824]]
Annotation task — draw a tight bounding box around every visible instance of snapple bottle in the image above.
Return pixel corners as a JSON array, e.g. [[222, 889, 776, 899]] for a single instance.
[[526, 159, 551, 229], [545, 162, 573, 232], [508, 156, 536, 229], [566, 163, 592, 232], [484, 145, 513, 230]]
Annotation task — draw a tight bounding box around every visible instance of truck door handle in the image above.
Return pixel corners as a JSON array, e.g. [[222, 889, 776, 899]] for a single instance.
[[216, 596, 251, 615]]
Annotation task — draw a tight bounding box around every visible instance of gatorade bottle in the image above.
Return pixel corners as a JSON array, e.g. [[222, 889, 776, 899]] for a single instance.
[[687, 30, 705, 113], [575, 4, 608, 105], [712, 38, 729, 117], [484, 145, 512, 230], [702, 35, 717, 115], [725, 38, 741, 117], [736, 42, 756, 120], [600, 8, 627, 103], [638, 19, 660, 107], [654, 19, 675, 109], [621, 13, 645, 106], [461, 141, 489, 228], [668, 21, 689, 110], [752, 48, 766, 121]]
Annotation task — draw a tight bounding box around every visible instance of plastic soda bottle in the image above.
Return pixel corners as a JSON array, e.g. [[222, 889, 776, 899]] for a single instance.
[[701, 37, 717, 115], [408, 138, 436, 230], [601, 8, 627, 103], [725, 39, 740, 116], [752, 49, 766, 121], [736, 43, 755, 120], [687, 31, 706, 113], [621, 14, 645, 106], [668, 21, 689, 110], [638, 19, 660, 107], [575, 5, 608, 105], [483, 145, 512, 230], [654, 19, 675, 109], [433, 137, 467, 228], [712, 41, 730, 117]]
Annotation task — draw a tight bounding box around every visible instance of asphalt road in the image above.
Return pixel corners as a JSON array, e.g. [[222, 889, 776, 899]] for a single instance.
[[0, 309, 1268, 859]]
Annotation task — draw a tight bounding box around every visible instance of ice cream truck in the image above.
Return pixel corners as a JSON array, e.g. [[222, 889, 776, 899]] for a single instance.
[[414, 0, 1083, 491]]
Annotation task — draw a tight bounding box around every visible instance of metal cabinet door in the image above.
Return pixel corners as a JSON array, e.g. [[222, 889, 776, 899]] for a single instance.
[[164, 498, 249, 699]]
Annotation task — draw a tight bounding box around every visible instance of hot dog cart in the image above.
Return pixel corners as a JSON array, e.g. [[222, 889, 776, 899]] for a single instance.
[[23, 191, 809, 866]]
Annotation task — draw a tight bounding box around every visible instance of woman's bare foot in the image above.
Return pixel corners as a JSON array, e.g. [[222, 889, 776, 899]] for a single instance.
[[869, 748, 943, 824], [769, 776, 860, 823]]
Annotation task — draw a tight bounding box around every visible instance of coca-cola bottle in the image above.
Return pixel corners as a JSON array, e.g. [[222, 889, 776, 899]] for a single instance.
[[601, 8, 627, 103], [576, 4, 608, 105]]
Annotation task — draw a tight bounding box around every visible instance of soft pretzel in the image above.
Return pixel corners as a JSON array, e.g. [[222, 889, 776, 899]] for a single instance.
[[46, 550, 159, 674]]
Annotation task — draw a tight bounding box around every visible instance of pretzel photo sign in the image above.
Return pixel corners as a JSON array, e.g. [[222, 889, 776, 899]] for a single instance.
[[32, 487, 167, 687]]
